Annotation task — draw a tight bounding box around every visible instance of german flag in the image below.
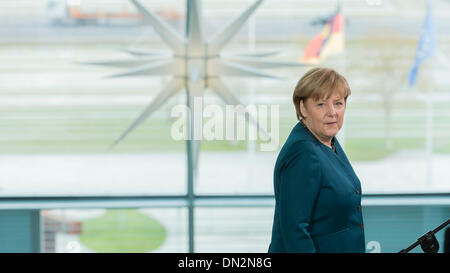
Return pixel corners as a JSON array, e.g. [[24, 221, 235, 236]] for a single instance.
[[300, 9, 345, 64]]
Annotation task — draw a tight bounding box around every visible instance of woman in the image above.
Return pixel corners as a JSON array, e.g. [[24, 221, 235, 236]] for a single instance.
[[268, 67, 365, 253]]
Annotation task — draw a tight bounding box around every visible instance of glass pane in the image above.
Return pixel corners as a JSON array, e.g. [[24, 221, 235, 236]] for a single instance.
[[2, 0, 450, 197], [432, 100, 450, 192], [0, 0, 186, 196], [346, 98, 429, 193], [195, 207, 273, 252], [195, 65, 299, 195], [363, 205, 450, 253], [41, 208, 187, 253]]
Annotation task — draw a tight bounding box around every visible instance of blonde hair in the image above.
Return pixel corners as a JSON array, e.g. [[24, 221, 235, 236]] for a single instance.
[[293, 67, 351, 120]]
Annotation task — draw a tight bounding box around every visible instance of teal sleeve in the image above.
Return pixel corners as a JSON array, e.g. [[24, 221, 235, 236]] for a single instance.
[[279, 143, 322, 253]]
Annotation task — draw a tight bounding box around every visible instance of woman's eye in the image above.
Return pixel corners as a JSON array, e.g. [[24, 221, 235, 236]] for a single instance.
[[336, 102, 343, 105], [317, 103, 324, 106]]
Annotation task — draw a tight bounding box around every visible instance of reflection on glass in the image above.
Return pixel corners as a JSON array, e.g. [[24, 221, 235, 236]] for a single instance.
[[41, 208, 187, 253], [195, 207, 273, 253]]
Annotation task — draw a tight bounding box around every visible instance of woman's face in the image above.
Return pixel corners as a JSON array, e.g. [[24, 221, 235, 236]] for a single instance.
[[300, 91, 346, 142]]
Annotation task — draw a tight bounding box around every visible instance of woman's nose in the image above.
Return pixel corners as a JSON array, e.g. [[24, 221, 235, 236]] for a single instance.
[[326, 103, 337, 116]]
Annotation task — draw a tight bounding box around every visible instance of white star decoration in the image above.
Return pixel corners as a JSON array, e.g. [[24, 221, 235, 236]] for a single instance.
[[85, 0, 304, 178]]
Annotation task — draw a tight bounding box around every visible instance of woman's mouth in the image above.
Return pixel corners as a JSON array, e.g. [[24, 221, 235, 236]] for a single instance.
[[325, 122, 337, 125]]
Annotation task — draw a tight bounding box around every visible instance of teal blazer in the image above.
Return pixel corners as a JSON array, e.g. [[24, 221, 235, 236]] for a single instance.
[[268, 121, 365, 253]]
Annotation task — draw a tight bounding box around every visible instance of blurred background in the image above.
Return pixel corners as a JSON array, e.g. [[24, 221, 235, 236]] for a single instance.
[[0, 0, 449, 253]]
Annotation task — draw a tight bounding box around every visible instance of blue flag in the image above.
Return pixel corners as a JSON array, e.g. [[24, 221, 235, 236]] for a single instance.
[[408, 3, 436, 87]]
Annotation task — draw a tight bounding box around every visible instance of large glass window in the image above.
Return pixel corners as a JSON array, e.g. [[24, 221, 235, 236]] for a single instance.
[[0, 0, 187, 196], [2, 0, 450, 196], [0, 0, 449, 254]]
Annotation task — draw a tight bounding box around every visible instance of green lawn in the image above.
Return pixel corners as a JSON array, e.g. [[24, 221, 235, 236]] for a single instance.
[[2, 39, 450, 159], [2, 108, 450, 161], [79, 209, 167, 253]]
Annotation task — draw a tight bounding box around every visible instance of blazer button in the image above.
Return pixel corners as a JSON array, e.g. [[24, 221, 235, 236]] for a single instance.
[[360, 223, 364, 230], [357, 205, 361, 212], [355, 188, 360, 195]]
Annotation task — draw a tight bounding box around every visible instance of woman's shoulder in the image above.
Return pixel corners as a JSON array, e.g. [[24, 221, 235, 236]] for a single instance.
[[283, 139, 320, 159], [274, 122, 322, 169], [284, 123, 320, 153], [286, 121, 320, 144], [276, 139, 321, 169]]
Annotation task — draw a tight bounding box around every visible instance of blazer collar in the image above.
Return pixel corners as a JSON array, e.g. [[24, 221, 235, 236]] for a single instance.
[[293, 120, 337, 150]]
